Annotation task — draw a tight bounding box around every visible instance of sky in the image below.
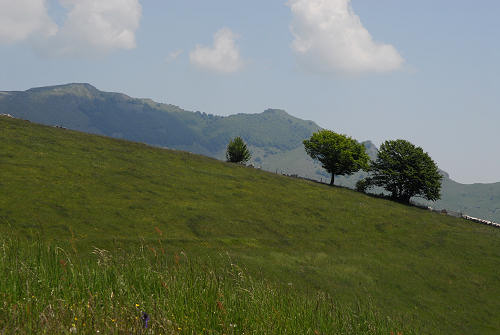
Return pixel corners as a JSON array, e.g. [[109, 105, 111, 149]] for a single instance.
[[1, 0, 499, 184]]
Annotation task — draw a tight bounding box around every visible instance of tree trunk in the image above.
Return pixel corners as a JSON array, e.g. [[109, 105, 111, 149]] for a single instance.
[[330, 174, 335, 186]]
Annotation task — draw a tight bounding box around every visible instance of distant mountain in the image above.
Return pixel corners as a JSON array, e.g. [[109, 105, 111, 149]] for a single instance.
[[420, 172, 500, 222], [0, 83, 320, 160], [1, 83, 499, 222]]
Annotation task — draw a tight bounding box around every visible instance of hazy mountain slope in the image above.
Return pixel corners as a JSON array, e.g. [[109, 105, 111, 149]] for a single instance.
[[419, 172, 500, 221], [0, 84, 319, 157], [1, 83, 499, 222], [0, 84, 208, 151]]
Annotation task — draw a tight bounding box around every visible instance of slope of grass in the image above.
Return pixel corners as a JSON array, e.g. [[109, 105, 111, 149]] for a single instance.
[[0, 237, 412, 334], [1, 116, 500, 334], [4, 83, 500, 224]]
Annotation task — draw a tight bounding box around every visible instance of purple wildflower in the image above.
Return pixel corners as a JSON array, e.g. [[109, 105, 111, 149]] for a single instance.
[[141, 312, 150, 328]]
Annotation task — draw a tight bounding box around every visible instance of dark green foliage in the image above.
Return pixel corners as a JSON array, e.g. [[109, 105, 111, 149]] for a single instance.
[[348, 144, 500, 223], [367, 139, 442, 203], [226, 136, 251, 164], [356, 178, 370, 193], [303, 130, 369, 185]]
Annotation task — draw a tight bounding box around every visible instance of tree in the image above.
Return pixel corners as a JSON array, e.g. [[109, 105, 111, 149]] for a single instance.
[[366, 139, 442, 203], [226, 136, 251, 164], [303, 130, 369, 185]]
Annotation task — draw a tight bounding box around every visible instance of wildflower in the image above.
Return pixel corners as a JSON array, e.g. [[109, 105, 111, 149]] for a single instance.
[[142, 312, 150, 328], [135, 304, 140, 308], [69, 324, 77, 333]]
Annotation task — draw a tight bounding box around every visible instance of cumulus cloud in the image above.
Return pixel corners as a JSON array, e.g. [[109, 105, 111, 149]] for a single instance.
[[189, 28, 244, 74], [289, 0, 404, 74], [0, 0, 57, 43], [0, 0, 141, 56], [42, 0, 142, 57]]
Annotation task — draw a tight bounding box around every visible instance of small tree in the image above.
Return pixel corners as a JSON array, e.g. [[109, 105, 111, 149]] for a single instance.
[[367, 139, 442, 203], [226, 136, 251, 164], [303, 130, 369, 185]]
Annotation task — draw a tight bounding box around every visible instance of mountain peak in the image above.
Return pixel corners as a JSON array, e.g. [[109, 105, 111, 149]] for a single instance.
[[27, 83, 99, 97], [262, 109, 289, 116]]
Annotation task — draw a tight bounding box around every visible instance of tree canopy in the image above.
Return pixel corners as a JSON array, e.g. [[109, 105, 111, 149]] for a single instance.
[[226, 136, 251, 164], [303, 130, 369, 185], [365, 139, 442, 203]]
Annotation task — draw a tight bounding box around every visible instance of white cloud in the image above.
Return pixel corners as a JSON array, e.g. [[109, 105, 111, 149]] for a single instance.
[[0, 0, 141, 56], [288, 0, 404, 74], [165, 49, 183, 63], [189, 28, 244, 74], [0, 0, 57, 43], [43, 0, 142, 57]]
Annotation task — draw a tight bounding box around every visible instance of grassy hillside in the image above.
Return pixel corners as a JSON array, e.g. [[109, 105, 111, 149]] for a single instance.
[[1, 115, 500, 334], [3, 83, 499, 223], [2, 239, 408, 335]]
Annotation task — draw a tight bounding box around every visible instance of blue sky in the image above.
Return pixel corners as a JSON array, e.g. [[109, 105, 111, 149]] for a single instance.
[[1, 0, 499, 183]]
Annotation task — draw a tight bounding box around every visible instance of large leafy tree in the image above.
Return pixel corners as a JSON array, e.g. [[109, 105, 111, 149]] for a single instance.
[[226, 136, 251, 164], [303, 130, 369, 185], [367, 139, 442, 203]]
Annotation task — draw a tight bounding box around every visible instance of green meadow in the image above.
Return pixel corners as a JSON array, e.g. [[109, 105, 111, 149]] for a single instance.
[[0, 238, 411, 334], [1, 116, 500, 334]]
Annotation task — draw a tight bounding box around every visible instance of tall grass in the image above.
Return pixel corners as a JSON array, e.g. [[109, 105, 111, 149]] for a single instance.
[[0, 238, 413, 334]]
